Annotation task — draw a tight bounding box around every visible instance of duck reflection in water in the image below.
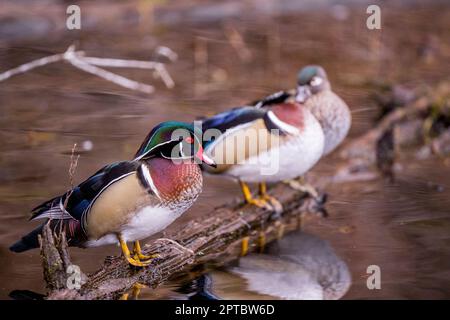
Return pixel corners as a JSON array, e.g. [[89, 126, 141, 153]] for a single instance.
[[185, 231, 351, 300], [229, 231, 351, 300]]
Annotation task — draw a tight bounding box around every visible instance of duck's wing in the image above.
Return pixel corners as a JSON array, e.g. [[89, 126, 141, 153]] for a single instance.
[[9, 161, 141, 252], [252, 90, 294, 108], [30, 161, 140, 222], [201, 106, 266, 134], [202, 106, 298, 140], [203, 105, 301, 143], [201, 106, 300, 173]]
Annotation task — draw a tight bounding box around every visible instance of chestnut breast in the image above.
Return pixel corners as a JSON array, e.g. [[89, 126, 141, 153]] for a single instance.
[[146, 158, 203, 209], [270, 102, 305, 131]]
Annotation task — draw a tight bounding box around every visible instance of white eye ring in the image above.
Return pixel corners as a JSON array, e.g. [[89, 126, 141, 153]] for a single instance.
[[310, 76, 323, 86]]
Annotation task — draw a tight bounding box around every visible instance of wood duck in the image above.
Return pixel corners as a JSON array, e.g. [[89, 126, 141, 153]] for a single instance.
[[255, 65, 352, 156], [252, 65, 351, 199], [201, 103, 325, 209], [10, 121, 216, 267]]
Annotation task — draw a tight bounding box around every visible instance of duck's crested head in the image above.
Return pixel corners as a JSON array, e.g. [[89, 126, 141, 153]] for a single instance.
[[134, 121, 215, 167], [296, 65, 331, 103]]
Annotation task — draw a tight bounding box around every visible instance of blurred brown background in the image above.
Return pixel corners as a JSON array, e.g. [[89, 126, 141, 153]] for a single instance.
[[0, 0, 449, 299]]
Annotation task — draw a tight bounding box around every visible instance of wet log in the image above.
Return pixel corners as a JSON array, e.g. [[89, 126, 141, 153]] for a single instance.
[[42, 187, 323, 300]]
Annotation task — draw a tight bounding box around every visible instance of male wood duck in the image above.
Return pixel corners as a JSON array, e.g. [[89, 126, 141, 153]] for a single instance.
[[10, 122, 216, 267], [255, 65, 352, 156], [201, 103, 325, 209]]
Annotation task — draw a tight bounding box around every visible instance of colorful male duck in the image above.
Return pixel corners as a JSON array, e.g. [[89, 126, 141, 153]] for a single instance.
[[255, 65, 352, 156], [10, 122, 216, 267], [201, 104, 325, 209]]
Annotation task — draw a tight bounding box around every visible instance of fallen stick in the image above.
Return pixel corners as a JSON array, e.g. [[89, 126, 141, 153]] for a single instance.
[[43, 185, 321, 300], [0, 45, 174, 93]]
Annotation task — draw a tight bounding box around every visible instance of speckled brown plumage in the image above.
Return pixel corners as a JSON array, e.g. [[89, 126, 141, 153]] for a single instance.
[[146, 158, 203, 212], [305, 90, 351, 155]]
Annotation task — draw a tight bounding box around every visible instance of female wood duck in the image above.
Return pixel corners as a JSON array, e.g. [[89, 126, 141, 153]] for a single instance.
[[201, 104, 325, 209], [255, 65, 352, 156], [10, 122, 216, 267]]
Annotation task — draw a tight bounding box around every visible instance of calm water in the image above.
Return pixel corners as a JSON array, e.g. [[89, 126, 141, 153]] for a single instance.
[[0, 1, 449, 299]]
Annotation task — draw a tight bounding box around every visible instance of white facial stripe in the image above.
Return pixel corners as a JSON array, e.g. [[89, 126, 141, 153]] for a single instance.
[[141, 163, 161, 199], [179, 141, 185, 157], [267, 110, 300, 135], [134, 130, 158, 160], [176, 141, 193, 160], [134, 139, 178, 160]]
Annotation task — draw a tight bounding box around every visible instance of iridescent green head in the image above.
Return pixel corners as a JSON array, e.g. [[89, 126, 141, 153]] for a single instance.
[[296, 65, 330, 103], [134, 121, 215, 166]]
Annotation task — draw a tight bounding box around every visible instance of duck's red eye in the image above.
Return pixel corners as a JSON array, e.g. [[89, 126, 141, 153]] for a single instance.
[[185, 136, 194, 144]]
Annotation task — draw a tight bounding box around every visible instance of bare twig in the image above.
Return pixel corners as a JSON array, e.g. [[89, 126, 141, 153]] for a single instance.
[[67, 53, 155, 94], [154, 46, 178, 62], [79, 56, 174, 89], [67, 143, 80, 191], [60, 143, 80, 233], [0, 53, 65, 82], [0, 44, 175, 93]]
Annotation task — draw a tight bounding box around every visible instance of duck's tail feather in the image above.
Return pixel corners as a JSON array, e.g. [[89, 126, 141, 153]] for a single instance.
[[9, 224, 44, 253], [10, 219, 86, 253]]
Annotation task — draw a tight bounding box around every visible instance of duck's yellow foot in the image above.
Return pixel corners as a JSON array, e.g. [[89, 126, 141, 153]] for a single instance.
[[246, 197, 273, 210], [118, 235, 156, 268], [133, 241, 150, 260], [119, 283, 147, 300], [132, 241, 160, 261], [126, 254, 153, 267], [261, 194, 282, 209], [240, 180, 272, 210], [132, 253, 160, 262], [241, 236, 250, 256], [258, 182, 283, 213], [285, 179, 320, 200], [423, 99, 444, 144], [132, 283, 146, 299]]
